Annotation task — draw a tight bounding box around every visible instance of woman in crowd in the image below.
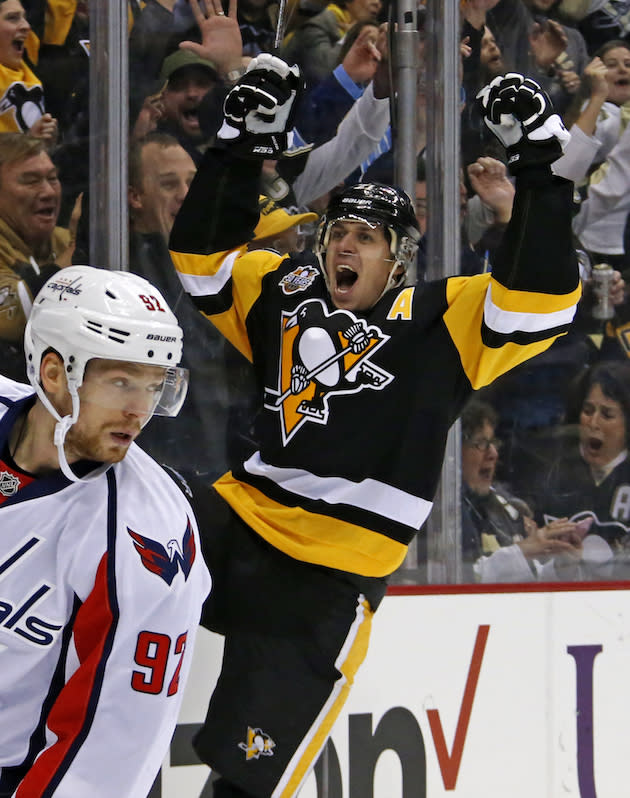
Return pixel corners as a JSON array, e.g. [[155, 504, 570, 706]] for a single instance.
[[533, 361, 630, 579], [0, 0, 57, 141], [460, 399, 585, 582]]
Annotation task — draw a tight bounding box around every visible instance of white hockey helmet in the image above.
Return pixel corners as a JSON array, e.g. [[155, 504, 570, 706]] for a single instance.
[[24, 266, 188, 480]]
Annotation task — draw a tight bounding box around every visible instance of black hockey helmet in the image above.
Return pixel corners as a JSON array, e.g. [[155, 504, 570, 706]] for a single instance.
[[315, 183, 421, 291]]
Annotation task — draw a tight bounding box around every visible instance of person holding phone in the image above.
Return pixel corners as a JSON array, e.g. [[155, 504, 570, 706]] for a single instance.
[[528, 361, 630, 580], [459, 398, 587, 583]]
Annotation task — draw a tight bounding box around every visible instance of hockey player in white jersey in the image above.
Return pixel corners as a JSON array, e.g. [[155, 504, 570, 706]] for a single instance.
[[0, 265, 211, 797]]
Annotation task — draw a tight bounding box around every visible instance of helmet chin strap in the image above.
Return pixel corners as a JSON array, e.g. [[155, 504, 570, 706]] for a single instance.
[[315, 249, 331, 293], [372, 225, 406, 307], [53, 413, 83, 483], [38, 380, 109, 483], [373, 257, 406, 308]]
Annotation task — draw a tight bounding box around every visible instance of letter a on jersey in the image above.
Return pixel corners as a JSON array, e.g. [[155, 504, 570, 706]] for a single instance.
[[264, 298, 394, 445]]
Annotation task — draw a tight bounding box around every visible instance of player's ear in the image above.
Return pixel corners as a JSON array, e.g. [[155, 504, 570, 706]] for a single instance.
[[390, 263, 405, 284], [128, 184, 143, 213], [40, 350, 67, 394]]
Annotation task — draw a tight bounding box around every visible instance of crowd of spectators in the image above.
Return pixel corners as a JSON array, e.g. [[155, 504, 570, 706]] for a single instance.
[[4, 0, 630, 583]]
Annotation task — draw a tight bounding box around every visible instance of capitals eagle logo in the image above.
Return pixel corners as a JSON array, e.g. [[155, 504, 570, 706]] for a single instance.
[[264, 298, 393, 444], [128, 518, 196, 585]]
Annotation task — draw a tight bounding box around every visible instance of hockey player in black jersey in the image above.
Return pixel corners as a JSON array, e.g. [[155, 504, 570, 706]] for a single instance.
[[169, 36, 580, 798]]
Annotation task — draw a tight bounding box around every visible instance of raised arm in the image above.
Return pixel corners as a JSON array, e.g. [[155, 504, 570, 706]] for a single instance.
[[170, 54, 303, 257], [169, 55, 304, 358], [445, 73, 581, 390], [477, 73, 578, 300]]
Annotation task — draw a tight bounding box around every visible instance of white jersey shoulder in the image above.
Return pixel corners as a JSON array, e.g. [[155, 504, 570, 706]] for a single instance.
[[0, 375, 34, 404]]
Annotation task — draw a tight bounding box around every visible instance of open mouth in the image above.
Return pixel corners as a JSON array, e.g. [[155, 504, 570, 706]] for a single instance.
[[335, 264, 358, 293], [614, 77, 630, 88], [12, 39, 24, 56], [182, 107, 200, 126], [111, 431, 134, 445], [584, 436, 603, 455]]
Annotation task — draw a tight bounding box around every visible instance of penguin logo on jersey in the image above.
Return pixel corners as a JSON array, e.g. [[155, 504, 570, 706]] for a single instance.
[[238, 726, 276, 760], [127, 518, 196, 586], [0, 83, 45, 132], [278, 264, 319, 295], [264, 298, 393, 444]]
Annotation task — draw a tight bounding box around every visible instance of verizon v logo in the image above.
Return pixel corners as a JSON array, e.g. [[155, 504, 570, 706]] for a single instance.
[[426, 624, 489, 790]]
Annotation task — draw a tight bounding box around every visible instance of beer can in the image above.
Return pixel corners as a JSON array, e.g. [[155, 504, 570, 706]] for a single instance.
[[591, 263, 615, 320]]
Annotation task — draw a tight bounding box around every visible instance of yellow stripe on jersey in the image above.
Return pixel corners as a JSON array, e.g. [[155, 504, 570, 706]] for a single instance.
[[214, 474, 409, 577], [207, 305, 254, 361], [170, 248, 234, 279], [232, 248, 285, 311], [446, 274, 581, 316], [273, 597, 373, 798], [444, 274, 581, 390], [171, 247, 283, 360], [488, 277, 582, 315]]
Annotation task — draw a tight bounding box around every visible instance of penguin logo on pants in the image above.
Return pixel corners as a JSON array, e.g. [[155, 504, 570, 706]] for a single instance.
[[264, 298, 393, 444]]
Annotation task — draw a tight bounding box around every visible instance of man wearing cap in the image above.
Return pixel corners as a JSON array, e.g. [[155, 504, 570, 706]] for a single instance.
[[157, 49, 220, 165], [249, 195, 319, 254]]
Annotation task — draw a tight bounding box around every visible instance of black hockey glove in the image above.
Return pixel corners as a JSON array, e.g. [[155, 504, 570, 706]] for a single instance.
[[476, 73, 570, 174], [217, 53, 303, 159]]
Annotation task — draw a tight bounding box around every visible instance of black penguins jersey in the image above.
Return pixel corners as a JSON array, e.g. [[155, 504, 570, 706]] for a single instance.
[[170, 149, 581, 579], [539, 447, 630, 547]]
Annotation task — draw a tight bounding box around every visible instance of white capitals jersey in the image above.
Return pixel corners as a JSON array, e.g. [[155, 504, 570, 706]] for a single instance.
[[0, 377, 211, 798]]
